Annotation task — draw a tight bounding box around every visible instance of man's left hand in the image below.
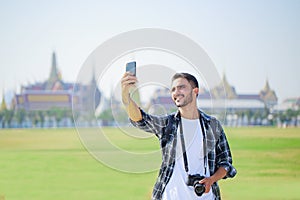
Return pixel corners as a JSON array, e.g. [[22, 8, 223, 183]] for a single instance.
[[199, 177, 214, 193]]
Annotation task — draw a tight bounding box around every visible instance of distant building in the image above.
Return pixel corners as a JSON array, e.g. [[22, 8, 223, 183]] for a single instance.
[[259, 79, 278, 108], [204, 74, 277, 113], [146, 74, 278, 118], [12, 52, 101, 112], [274, 97, 300, 112]]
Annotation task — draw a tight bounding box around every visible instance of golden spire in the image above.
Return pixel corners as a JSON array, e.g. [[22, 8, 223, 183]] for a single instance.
[[262, 79, 271, 92], [259, 78, 278, 104], [1, 91, 7, 111], [46, 51, 61, 90]]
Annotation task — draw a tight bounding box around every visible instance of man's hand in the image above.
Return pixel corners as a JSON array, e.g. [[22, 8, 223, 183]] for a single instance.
[[199, 167, 227, 193], [121, 72, 138, 105], [121, 72, 142, 122], [199, 177, 214, 193]]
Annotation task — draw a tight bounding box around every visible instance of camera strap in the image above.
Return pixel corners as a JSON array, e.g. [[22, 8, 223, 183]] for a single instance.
[[179, 111, 208, 175]]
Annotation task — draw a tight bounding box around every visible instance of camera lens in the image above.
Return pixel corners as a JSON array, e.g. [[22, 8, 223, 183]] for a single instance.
[[194, 182, 205, 196]]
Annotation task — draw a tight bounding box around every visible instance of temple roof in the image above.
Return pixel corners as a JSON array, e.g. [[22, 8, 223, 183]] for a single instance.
[[259, 79, 278, 102], [211, 74, 237, 99], [46, 52, 62, 90]]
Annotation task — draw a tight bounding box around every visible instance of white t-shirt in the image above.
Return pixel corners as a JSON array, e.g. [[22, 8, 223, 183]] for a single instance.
[[162, 117, 214, 200]]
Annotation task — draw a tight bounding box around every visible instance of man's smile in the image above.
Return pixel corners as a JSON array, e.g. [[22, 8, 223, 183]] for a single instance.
[[174, 94, 184, 102]]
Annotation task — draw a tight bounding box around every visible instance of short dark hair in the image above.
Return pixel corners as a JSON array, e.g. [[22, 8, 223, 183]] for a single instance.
[[171, 72, 199, 89]]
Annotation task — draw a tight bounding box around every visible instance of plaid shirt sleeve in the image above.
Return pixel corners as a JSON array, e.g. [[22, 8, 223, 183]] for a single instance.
[[215, 120, 237, 178], [130, 108, 168, 139]]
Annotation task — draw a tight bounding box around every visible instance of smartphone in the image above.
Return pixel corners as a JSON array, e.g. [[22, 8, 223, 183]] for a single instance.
[[126, 61, 136, 76]]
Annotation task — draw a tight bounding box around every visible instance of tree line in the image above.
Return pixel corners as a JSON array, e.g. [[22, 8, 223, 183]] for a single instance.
[[0, 106, 299, 128], [0, 108, 73, 128]]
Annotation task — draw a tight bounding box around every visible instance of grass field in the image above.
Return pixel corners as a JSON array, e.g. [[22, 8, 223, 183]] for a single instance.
[[0, 127, 299, 200]]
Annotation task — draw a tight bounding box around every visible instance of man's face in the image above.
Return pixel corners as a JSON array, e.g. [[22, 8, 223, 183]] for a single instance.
[[171, 78, 194, 108]]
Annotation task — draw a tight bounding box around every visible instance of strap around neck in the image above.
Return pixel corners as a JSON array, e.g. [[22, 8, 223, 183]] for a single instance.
[[178, 111, 207, 174]]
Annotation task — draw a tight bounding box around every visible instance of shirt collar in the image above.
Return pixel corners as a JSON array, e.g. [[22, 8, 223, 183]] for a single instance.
[[174, 109, 211, 122]]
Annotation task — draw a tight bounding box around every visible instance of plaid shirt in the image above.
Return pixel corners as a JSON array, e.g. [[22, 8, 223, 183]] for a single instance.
[[131, 109, 237, 200]]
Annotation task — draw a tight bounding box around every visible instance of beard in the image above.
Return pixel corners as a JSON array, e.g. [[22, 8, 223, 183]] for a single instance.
[[174, 90, 193, 107]]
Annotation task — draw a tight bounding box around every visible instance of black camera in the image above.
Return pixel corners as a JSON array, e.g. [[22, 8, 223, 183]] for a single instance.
[[186, 174, 206, 196]]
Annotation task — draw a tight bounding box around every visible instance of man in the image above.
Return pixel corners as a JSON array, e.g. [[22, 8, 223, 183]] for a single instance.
[[121, 72, 236, 200]]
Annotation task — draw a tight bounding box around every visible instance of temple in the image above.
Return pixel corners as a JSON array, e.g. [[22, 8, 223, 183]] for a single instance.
[[208, 74, 278, 109], [259, 79, 278, 108], [147, 73, 278, 116], [12, 52, 101, 112]]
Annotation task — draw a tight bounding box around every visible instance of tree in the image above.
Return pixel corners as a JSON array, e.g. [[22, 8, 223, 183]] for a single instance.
[[98, 108, 114, 126], [37, 110, 45, 128], [29, 111, 40, 127], [4, 109, 14, 128], [15, 109, 26, 127], [48, 107, 72, 127], [0, 110, 4, 128]]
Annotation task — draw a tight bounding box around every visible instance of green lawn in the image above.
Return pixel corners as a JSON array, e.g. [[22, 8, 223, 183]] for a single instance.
[[0, 127, 299, 200]]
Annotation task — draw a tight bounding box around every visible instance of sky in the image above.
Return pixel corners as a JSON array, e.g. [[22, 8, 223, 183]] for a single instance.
[[0, 0, 299, 104]]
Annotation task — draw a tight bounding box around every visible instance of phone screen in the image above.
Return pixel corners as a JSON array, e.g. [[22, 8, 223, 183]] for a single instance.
[[126, 61, 136, 76]]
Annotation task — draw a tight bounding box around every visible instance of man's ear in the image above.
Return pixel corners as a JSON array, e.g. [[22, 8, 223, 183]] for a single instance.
[[193, 88, 199, 95]]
